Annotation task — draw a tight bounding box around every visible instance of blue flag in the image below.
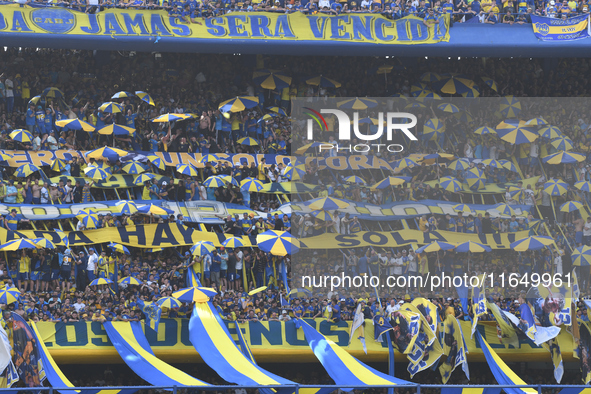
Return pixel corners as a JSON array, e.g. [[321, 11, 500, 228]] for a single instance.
[[137, 299, 162, 333], [373, 315, 394, 341]]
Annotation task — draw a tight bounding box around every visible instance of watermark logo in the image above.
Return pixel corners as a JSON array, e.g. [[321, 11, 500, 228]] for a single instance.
[[305, 108, 418, 153]]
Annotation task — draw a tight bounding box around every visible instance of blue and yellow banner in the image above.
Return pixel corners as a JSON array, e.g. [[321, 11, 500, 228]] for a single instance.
[[0, 7, 449, 45], [532, 14, 590, 41]]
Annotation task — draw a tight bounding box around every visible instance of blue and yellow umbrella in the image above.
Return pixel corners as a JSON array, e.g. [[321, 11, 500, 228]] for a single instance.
[[87, 147, 128, 161], [222, 237, 245, 248], [416, 91, 442, 101], [474, 126, 496, 135], [173, 287, 217, 303], [551, 136, 574, 151], [453, 204, 472, 213], [405, 102, 427, 110], [41, 87, 64, 98], [283, 161, 306, 180], [437, 103, 460, 113], [111, 91, 132, 99], [267, 107, 287, 116], [305, 75, 341, 88], [116, 200, 138, 215], [481, 159, 503, 168], [337, 97, 378, 110], [55, 119, 95, 132], [481, 76, 498, 92], [289, 288, 313, 299], [573, 245, 591, 266], [32, 238, 55, 249], [256, 230, 300, 256], [423, 118, 445, 141], [218, 96, 259, 113], [137, 204, 174, 216], [220, 175, 238, 187], [108, 242, 130, 255], [122, 161, 147, 175], [76, 209, 99, 228], [135, 91, 156, 106], [510, 236, 554, 252], [454, 241, 491, 253], [560, 201, 584, 212], [453, 110, 474, 125], [28, 96, 41, 107], [461, 86, 481, 98], [499, 159, 518, 173], [50, 158, 67, 172], [95, 160, 113, 173], [311, 210, 333, 222], [410, 83, 429, 97], [157, 297, 182, 309], [0, 152, 13, 162], [98, 124, 136, 136], [240, 177, 264, 192], [465, 167, 486, 190], [344, 176, 366, 184], [538, 125, 561, 139], [434, 77, 474, 94], [203, 175, 226, 188], [15, 164, 40, 177], [238, 137, 259, 146], [200, 154, 219, 164], [190, 241, 216, 256], [371, 176, 406, 190], [575, 181, 591, 192], [496, 120, 538, 145], [543, 179, 568, 196], [84, 165, 110, 181], [89, 278, 114, 286], [54, 228, 68, 247], [0, 239, 41, 251], [499, 96, 521, 118], [10, 129, 33, 143], [394, 157, 420, 171], [119, 276, 141, 285], [494, 203, 516, 216], [525, 118, 548, 127], [421, 72, 441, 82], [146, 154, 166, 170], [176, 164, 199, 177], [507, 186, 524, 202], [439, 176, 462, 192], [253, 71, 292, 90], [448, 159, 470, 171], [134, 173, 156, 185], [308, 197, 349, 211], [152, 113, 191, 123], [0, 286, 20, 304], [415, 241, 456, 253], [98, 102, 123, 113]]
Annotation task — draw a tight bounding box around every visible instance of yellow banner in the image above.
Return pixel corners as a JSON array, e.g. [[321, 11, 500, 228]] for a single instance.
[[299, 230, 528, 249], [0, 7, 449, 45], [35, 319, 574, 364]]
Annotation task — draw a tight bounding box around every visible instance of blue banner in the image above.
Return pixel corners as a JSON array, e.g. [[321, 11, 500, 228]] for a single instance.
[[532, 14, 590, 41]]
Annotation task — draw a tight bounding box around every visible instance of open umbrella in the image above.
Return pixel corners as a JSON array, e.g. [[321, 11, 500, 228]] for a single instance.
[[9, 129, 33, 143], [0, 286, 21, 304], [0, 152, 13, 162], [473, 126, 496, 135], [55, 119, 95, 132], [135, 91, 155, 106], [222, 237, 244, 248], [337, 98, 378, 110], [496, 120, 538, 144], [76, 209, 99, 228], [54, 228, 68, 247], [543, 179, 568, 196], [89, 278, 114, 286], [41, 87, 64, 98], [50, 158, 67, 172], [108, 242, 130, 255], [344, 176, 366, 184], [305, 75, 341, 88], [437, 103, 460, 113], [84, 165, 110, 181], [311, 210, 333, 222], [434, 76, 474, 94], [481, 159, 504, 169], [176, 164, 199, 177], [15, 164, 41, 178], [173, 287, 217, 303], [415, 241, 456, 253], [0, 239, 41, 251], [481, 77, 498, 92], [560, 201, 584, 212], [253, 71, 292, 90], [238, 137, 259, 146], [122, 162, 146, 175], [32, 238, 55, 249], [308, 197, 349, 211], [157, 297, 182, 309], [551, 136, 574, 151], [499, 96, 521, 118], [538, 125, 562, 139], [421, 72, 441, 82], [499, 159, 518, 172], [220, 175, 238, 187], [454, 241, 491, 253], [267, 107, 287, 116], [240, 178, 264, 192], [461, 86, 481, 98], [152, 113, 191, 123], [405, 102, 427, 110], [190, 241, 216, 256], [510, 236, 554, 251], [116, 200, 138, 215], [256, 230, 300, 256], [119, 276, 141, 286], [394, 157, 420, 171], [111, 91, 132, 99], [543, 151, 585, 165], [87, 147, 128, 161], [494, 203, 516, 216], [218, 96, 259, 113], [439, 176, 462, 192], [453, 204, 472, 213], [137, 204, 174, 216], [203, 175, 226, 188], [465, 168, 486, 190], [422, 118, 445, 141], [573, 245, 591, 266], [98, 102, 123, 113], [134, 173, 156, 185], [448, 159, 470, 171], [283, 162, 306, 180], [146, 154, 166, 170], [200, 154, 220, 164], [98, 124, 136, 136], [575, 181, 591, 192], [410, 83, 429, 97], [371, 176, 407, 190], [525, 118, 548, 127]]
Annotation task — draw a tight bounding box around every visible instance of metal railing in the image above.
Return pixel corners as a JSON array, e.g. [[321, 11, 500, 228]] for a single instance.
[[0, 384, 588, 393]]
